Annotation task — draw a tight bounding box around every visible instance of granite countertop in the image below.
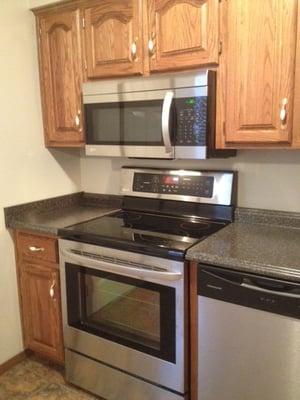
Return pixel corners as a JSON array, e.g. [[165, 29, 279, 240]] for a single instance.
[[186, 208, 300, 282], [4, 192, 122, 235]]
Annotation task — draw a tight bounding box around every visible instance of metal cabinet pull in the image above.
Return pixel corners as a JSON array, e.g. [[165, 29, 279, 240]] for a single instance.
[[280, 98, 288, 124], [148, 32, 155, 56], [131, 38, 138, 60], [28, 246, 45, 253], [75, 110, 81, 127], [49, 281, 56, 299]]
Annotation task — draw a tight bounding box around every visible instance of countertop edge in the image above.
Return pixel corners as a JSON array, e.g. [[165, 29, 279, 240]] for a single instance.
[[186, 252, 300, 282]]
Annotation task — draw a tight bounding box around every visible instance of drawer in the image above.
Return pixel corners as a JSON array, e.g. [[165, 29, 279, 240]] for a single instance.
[[17, 232, 58, 264]]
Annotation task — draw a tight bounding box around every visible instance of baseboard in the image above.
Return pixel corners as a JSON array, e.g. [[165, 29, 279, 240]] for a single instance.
[[0, 350, 29, 376]]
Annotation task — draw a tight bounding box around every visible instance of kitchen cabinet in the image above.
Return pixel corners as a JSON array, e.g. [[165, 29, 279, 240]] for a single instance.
[[15, 231, 64, 364], [217, 0, 298, 147], [293, 0, 300, 148], [82, 0, 219, 78], [147, 0, 219, 72], [20, 264, 64, 363], [36, 6, 84, 147], [82, 0, 144, 78]]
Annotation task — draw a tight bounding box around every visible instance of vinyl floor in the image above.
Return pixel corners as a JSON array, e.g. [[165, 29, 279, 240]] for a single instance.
[[0, 356, 99, 399]]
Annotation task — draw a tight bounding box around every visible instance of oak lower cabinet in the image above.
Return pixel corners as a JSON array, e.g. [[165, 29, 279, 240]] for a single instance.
[[15, 231, 64, 364], [217, 0, 298, 147], [35, 6, 84, 147], [147, 0, 219, 72], [20, 264, 64, 363]]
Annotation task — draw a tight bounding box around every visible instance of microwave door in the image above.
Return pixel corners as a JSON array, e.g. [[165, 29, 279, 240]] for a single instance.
[[85, 91, 174, 159]]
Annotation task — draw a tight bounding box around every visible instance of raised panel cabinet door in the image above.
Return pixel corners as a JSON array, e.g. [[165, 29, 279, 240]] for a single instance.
[[38, 9, 84, 146], [224, 0, 297, 144], [146, 0, 219, 72], [20, 265, 64, 363], [83, 0, 143, 78]]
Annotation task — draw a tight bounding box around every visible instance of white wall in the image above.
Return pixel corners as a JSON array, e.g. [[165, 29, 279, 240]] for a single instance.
[[0, 0, 81, 364], [29, 0, 63, 8], [80, 150, 300, 213]]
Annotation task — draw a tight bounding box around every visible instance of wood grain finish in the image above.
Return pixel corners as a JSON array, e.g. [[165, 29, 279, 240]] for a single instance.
[[147, 0, 219, 72], [37, 8, 84, 146], [20, 264, 64, 363], [293, 0, 300, 148], [17, 232, 58, 265], [223, 0, 297, 144], [15, 231, 64, 364], [83, 0, 144, 78]]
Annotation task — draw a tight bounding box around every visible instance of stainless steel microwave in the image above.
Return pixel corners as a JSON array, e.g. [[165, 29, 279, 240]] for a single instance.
[[83, 71, 235, 159]]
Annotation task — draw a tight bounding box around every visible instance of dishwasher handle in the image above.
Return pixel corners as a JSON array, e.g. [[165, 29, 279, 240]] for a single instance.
[[198, 265, 300, 319], [242, 277, 300, 298]]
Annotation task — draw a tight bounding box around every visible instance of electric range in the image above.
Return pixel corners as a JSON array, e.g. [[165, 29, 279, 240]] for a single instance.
[[58, 167, 237, 400]]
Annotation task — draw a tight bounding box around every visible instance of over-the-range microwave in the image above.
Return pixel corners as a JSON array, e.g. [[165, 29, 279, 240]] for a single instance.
[[83, 70, 235, 159]]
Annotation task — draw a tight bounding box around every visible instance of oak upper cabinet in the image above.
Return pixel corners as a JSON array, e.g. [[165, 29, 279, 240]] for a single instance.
[[83, 0, 144, 78], [36, 8, 84, 147], [146, 0, 219, 72], [20, 264, 64, 363], [221, 0, 297, 145]]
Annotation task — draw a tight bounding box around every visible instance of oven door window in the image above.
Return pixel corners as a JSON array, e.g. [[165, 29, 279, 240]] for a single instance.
[[66, 263, 176, 363], [85, 100, 174, 146]]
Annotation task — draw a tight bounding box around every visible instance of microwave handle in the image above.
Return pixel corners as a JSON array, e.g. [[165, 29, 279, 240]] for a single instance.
[[162, 91, 174, 153]]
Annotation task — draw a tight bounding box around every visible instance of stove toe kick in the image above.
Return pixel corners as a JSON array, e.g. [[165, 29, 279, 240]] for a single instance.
[[66, 349, 187, 400]]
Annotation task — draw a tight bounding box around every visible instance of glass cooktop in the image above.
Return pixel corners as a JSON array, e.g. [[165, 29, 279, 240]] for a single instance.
[[59, 210, 227, 260]]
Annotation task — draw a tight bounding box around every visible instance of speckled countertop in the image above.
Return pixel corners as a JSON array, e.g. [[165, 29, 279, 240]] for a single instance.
[[4, 192, 122, 235], [186, 208, 300, 282]]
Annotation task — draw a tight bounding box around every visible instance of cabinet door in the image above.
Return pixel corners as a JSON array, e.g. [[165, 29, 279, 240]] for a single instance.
[[83, 0, 143, 78], [20, 264, 64, 363], [293, 0, 300, 148], [146, 0, 219, 72], [38, 9, 84, 147], [223, 0, 297, 144]]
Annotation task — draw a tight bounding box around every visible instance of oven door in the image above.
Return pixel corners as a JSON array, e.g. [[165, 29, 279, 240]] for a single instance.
[[59, 239, 187, 394], [85, 90, 175, 159]]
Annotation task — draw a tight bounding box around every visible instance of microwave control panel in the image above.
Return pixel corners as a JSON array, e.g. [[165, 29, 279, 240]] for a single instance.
[[175, 97, 208, 146], [133, 173, 214, 198]]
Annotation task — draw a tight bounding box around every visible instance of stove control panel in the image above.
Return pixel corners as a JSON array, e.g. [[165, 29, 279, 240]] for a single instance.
[[133, 173, 214, 198]]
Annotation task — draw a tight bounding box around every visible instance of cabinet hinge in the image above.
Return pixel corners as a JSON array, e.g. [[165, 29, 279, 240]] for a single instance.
[[223, 122, 226, 137], [82, 17, 85, 29], [84, 59, 87, 71], [219, 41, 223, 55]]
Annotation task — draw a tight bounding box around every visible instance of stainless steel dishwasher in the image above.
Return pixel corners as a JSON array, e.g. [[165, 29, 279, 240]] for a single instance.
[[197, 265, 300, 400]]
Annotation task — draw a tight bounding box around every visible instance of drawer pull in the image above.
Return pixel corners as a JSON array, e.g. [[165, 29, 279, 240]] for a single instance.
[[50, 281, 56, 299], [28, 246, 45, 253]]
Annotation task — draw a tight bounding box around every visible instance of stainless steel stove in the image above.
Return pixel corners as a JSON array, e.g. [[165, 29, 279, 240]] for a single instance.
[[58, 167, 237, 400]]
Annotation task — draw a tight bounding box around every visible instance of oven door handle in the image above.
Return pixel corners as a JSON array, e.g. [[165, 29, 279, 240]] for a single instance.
[[60, 249, 183, 282], [162, 91, 174, 154]]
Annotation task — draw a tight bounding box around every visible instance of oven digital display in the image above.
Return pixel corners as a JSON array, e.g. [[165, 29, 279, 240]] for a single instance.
[[162, 176, 180, 185]]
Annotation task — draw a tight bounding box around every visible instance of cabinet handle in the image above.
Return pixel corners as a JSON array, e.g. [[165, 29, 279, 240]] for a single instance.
[[280, 98, 288, 124], [75, 110, 81, 128], [148, 32, 155, 56], [28, 246, 45, 253], [49, 281, 56, 299], [131, 38, 138, 60]]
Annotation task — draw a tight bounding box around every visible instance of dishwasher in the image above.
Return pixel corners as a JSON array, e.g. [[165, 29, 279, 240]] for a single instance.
[[197, 265, 300, 400]]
